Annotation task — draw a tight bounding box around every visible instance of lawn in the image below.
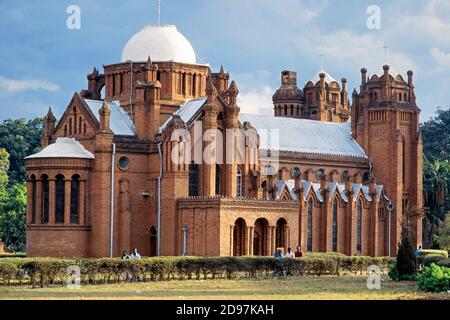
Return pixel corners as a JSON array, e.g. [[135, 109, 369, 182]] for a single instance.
[[0, 275, 448, 300]]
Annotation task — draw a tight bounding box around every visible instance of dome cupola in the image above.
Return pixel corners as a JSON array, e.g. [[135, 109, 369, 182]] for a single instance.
[[121, 25, 197, 64]]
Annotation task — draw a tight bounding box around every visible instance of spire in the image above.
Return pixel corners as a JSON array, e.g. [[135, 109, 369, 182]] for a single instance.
[[206, 74, 217, 96], [219, 65, 225, 74], [99, 100, 112, 132], [46, 107, 56, 121], [228, 80, 239, 96]]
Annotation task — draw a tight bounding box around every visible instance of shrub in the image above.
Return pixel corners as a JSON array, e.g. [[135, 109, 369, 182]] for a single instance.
[[393, 233, 417, 280], [417, 249, 448, 258], [417, 264, 450, 292]]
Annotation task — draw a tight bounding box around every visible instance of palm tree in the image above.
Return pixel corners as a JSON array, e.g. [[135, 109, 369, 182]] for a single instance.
[[422, 156, 450, 247]]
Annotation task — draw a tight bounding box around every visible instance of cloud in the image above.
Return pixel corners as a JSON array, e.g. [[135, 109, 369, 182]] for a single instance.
[[430, 47, 450, 71], [0, 76, 59, 93], [233, 71, 275, 115]]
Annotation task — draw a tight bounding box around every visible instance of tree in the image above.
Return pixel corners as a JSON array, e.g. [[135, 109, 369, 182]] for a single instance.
[[432, 215, 450, 251], [0, 118, 43, 185], [0, 148, 9, 202], [0, 183, 27, 252], [420, 108, 450, 161], [422, 157, 450, 246]]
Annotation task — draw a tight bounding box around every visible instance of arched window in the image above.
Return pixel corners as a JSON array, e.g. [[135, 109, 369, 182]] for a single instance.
[[290, 105, 294, 116], [70, 175, 80, 224], [236, 166, 242, 197], [188, 162, 199, 196], [83, 123, 87, 135], [55, 174, 65, 224], [374, 92, 377, 101], [399, 93, 402, 101], [64, 125, 68, 137], [357, 199, 362, 252], [332, 199, 338, 252], [69, 118, 73, 135], [327, 111, 333, 122], [307, 198, 313, 252], [78, 117, 82, 135], [284, 105, 287, 116], [42, 175, 49, 224], [404, 93, 407, 101], [215, 164, 221, 195]]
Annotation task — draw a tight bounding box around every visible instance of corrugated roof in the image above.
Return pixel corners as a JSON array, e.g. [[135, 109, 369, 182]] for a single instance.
[[84, 99, 135, 136], [25, 138, 94, 160], [238, 113, 367, 158], [159, 97, 206, 133]]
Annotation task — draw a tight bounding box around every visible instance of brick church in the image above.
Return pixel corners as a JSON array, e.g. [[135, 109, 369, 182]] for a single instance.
[[25, 23, 423, 258]]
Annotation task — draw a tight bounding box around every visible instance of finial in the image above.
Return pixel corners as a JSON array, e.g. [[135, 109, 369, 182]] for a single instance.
[[220, 65, 225, 74], [228, 80, 239, 96], [146, 56, 152, 66], [100, 100, 110, 115]]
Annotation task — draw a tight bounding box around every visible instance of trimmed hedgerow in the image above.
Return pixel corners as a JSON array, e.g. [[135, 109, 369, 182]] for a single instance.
[[417, 263, 450, 292], [0, 254, 394, 287]]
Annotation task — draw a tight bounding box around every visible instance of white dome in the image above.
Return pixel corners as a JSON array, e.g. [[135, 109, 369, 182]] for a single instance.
[[311, 70, 336, 84], [121, 25, 196, 64]]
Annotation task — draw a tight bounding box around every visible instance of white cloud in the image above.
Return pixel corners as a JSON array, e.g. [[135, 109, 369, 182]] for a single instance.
[[0, 76, 59, 93], [238, 85, 274, 115], [430, 47, 450, 71]]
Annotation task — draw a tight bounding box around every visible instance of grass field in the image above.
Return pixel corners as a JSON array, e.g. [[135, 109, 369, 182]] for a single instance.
[[0, 275, 448, 300]]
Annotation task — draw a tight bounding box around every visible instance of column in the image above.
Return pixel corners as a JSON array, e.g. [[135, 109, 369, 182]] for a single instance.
[[243, 227, 249, 256], [271, 226, 276, 254], [64, 179, 71, 225], [26, 179, 33, 224], [284, 226, 290, 251], [265, 226, 272, 256], [49, 179, 56, 224], [79, 179, 86, 225], [230, 225, 234, 256], [35, 179, 42, 224], [248, 227, 254, 256], [371, 201, 379, 256]]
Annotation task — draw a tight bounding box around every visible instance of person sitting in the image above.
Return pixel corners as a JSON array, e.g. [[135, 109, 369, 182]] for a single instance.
[[294, 245, 303, 258], [121, 250, 130, 260], [285, 247, 295, 259], [130, 248, 141, 259], [273, 249, 286, 276]]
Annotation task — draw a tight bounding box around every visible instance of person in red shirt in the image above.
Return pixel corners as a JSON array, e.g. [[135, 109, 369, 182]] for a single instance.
[[294, 245, 303, 258]]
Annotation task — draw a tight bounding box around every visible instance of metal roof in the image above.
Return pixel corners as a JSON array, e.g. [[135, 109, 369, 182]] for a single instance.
[[25, 138, 94, 160], [159, 97, 207, 133], [238, 113, 367, 158], [84, 99, 135, 136]]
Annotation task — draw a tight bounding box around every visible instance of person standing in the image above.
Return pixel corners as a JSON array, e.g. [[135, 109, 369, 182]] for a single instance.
[[294, 245, 303, 258]]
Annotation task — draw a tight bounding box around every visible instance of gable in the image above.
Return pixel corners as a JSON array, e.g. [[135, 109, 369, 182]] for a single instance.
[[53, 93, 99, 138]]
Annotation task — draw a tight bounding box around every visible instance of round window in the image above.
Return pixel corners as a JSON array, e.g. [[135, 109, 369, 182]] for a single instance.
[[118, 156, 129, 171], [290, 167, 301, 179]]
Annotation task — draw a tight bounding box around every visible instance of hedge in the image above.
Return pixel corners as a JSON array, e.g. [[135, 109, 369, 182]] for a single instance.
[[417, 264, 450, 292], [0, 254, 395, 287], [417, 250, 448, 259]]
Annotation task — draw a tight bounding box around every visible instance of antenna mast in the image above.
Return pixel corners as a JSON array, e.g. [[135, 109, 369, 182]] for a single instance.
[[157, 0, 161, 26]]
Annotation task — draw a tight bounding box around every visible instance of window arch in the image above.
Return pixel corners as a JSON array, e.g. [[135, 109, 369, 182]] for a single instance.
[[284, 105, 287, 116], [78, 116, 82, 135], [307, 198, 313, 252], [327, 111, 333, 122], [70, 175, 80, 224], [399, 92, 402, 101], [332, 199, 338, 252], [215, 164, 222, 195], [236, 166, 242, 197], [357, 199, 363, 253], [55, 174, 65, 224], [73, 107, 77, 134], [188, 162, 199, 196], [69, 118, 73, 135], [42, 175, 49, 224]]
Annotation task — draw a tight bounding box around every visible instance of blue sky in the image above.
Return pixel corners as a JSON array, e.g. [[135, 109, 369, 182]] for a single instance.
[[0, 0, 449, 122]]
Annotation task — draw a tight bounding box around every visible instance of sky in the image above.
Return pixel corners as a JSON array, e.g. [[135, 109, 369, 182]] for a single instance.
[[0, 0, 449, 122]]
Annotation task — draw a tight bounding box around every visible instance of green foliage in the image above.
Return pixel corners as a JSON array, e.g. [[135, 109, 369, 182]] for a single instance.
[[393, 233, 417, 280], [0, 149, 9, 202], [0, 183, 27, 252], [421, 108, 450, 161], [0, 254, 394, 287], [432, 216, 450, 251], [417, 249, 448, 258], [417, 263, 450, 292], [0, 118, 43, 185]]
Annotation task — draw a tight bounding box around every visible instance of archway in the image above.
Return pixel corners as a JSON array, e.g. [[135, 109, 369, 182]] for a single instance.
[[254, 218, 269, 256], [275, 218, 289, 251], [149, 226, 157, 257], [233, 218, 247, 256]]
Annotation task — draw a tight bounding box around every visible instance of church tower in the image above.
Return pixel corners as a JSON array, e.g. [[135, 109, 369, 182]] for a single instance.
[[351, 65, 423, 255], [272, 71, 305, 118]]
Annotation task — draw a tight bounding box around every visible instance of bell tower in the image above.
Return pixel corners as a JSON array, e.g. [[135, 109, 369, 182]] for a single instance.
[[352, 65, 423, 255], [272, 71, 305, 118]]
